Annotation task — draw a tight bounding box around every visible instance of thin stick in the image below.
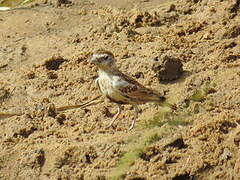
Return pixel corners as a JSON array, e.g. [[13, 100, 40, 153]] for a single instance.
[[0, 112, 23, 119], [56, 95, 102, 111], [0, 95, 102, 119]]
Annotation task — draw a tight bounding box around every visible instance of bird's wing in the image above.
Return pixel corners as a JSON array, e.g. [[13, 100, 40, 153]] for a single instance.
[[115, 72, 164, 103]]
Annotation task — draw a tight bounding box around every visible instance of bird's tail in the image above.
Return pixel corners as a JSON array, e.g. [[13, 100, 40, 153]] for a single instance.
[[150, 90, 166, 103], [155, 96, 175, 111]]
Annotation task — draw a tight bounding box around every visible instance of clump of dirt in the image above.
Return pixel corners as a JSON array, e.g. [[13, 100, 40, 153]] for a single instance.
[[152, 53, 183, 81], [0, 0, 240, 179], [0, 88, 10, 103], [222, 25, 240, 39], [44, 56, 67, 71], [45, 0, 72, 7], [55, 0, 72, 7]]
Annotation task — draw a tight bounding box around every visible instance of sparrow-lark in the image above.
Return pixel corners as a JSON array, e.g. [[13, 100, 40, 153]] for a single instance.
[[91, 49, 165, 130]]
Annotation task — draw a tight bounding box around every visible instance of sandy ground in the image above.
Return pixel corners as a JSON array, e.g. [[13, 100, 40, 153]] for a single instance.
[[0, 0, 240, 179]]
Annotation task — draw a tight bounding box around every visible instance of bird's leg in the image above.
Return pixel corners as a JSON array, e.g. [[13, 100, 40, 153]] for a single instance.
[[129, 105, 139, 130], [106, 104, 122, 128]]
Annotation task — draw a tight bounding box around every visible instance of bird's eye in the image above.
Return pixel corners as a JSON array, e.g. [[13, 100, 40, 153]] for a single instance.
[[103, 55, 109, 60]]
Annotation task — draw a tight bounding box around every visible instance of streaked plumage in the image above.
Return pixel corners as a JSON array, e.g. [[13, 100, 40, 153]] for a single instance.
[[91, 49, 165, 130]]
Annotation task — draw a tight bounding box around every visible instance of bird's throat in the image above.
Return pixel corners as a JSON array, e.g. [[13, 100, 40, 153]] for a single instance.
[[98, 65, 119, 75]]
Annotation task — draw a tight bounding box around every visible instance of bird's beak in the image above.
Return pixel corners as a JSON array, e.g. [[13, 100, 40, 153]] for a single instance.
[[90, 56, 98, 64], [90, 53, 101, 65]]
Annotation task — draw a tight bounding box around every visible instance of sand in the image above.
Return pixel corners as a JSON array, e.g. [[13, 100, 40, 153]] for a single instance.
[[0, 0, 240, 179]]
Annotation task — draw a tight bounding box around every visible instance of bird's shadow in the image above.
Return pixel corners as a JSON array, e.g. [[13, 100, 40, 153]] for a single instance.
[[160, 70, 192, 85]]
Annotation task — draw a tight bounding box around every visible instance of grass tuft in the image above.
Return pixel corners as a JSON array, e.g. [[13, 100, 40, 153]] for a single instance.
[[0, 0, 36, 8], [21, 0, 34, 5], [145, 133, 162, 145], [112, 149, 143, 180], [191, 86, 216, 102], [110, 125, 176, 179]]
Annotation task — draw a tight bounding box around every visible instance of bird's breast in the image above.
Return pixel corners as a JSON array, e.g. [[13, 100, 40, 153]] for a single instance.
[[98, 72, 129, 104]]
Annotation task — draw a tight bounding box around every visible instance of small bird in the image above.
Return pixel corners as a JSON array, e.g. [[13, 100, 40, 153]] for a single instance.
[[90, 49, 165, 130]]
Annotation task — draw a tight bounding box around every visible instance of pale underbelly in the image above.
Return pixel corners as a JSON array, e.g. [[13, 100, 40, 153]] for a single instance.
[[98, 78, 130, 104]]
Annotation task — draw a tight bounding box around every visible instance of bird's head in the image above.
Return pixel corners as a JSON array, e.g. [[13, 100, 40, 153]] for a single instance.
[[90, 49, 116, 69]]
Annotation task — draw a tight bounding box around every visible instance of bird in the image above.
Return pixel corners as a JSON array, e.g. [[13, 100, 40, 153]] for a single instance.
[[90, 49, 165, 130]]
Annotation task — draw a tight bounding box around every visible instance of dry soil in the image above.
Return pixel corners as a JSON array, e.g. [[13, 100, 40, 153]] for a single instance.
[[0, 0, 240, 179]]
